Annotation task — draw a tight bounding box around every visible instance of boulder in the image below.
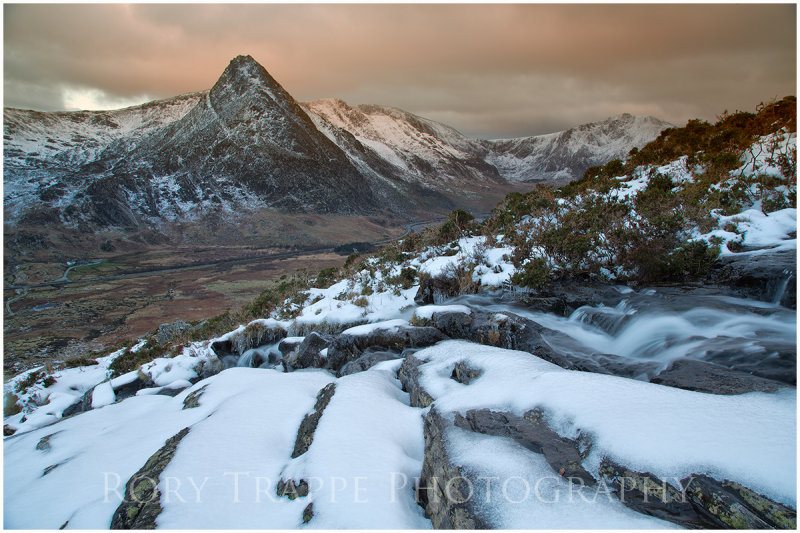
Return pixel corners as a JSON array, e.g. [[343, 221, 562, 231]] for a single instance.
[[339, 349, 401, 376], [278, 337, 304, 357], [450, 361, 483, 385], [290, 332, 333, 370]]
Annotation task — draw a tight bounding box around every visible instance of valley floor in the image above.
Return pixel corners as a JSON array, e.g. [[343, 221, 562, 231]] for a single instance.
[[3, 247, 366, 376]]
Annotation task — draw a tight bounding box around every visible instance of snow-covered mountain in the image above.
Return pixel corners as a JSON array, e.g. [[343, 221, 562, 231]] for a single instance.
[[4, 55, 670, 235], [302, 98, 500, 189], [486, 113, 673, 184]]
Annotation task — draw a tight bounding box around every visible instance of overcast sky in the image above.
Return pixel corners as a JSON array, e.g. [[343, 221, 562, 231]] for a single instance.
[[4, 3, 796, 138]]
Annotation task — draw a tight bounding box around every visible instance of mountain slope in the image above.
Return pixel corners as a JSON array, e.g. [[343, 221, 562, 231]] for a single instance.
[[3, 54, 670, 243], [96, 55, 385, 217], [486, 113, 673, 184], [302, 98, 502, 189]]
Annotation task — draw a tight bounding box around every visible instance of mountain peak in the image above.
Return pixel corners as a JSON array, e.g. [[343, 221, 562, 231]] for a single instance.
[[212, 54, 281, 95]]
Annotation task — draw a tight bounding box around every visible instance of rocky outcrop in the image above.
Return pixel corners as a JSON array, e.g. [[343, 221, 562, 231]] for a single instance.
[[682, 475, 797, 529], [426, 310, 656, 378], [62, 373, 165, 417], [397, 354, 434, 408], [339, 349, 401, 376], [291, 383, 335, 458], [709, 248, 796, 309], [414, 276, 462, 305], [289, 332, 333, 370], [156, 320, 191, 345], [418, 408, 490, 529], [598, 460, 798, 529], [326, 326, 448, 375], [650, 359, 786, 395], [276, 478, 310, 500], [110, 427, 190, 529], [598, 459, 717, 528], [210, 322, 287, 357], [182, 385, 208, 410], [454, 408, 596, 486], [450, 361, 483, 385]]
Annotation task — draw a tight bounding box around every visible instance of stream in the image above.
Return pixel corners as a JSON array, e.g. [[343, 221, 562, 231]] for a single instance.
[[449, 286, 796, 384], [223, 280, 796, 387]]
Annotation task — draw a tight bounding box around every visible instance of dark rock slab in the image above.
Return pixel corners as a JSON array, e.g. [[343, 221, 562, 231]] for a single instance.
[[113, 375, 154, 402], [291, 383, 335, 458], [397, 354, 434, 408], [454, 408, 595, 486], [598, 459, 718, 528], [61, 389, 94, 418], [339, 349, 401, 376], [110, 427, 190, 529], [682, 474, 797, 529], [651, 358, 787, 395]]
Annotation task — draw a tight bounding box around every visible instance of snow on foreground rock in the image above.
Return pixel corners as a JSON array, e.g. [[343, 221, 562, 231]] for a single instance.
[[4, 366, 428, 529], [5, 340, 796, 529]]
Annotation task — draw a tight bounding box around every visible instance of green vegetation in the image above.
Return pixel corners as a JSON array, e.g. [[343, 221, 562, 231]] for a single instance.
[[108, 339, 165, 377], [14, 370, 56, 393], [487, 96, 796, 285], [63, 356, 100, 368]]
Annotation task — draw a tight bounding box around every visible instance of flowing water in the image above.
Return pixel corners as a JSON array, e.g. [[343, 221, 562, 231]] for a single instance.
[[450, 286, 796, 384], [222, 341, 283, 370], [226, 284, 796, 385]]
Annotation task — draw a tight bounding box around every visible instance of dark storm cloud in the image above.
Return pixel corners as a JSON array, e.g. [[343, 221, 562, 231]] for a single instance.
[[4, 4, 796, 138]]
